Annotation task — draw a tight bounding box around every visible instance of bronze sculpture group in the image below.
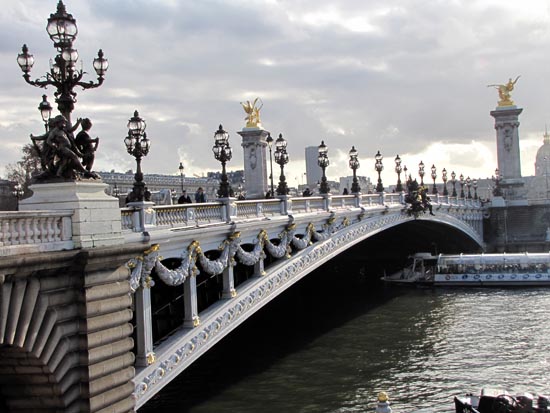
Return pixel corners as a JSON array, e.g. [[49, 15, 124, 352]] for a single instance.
[[30, 114, 99, 181], [404, 177, 434, 218]]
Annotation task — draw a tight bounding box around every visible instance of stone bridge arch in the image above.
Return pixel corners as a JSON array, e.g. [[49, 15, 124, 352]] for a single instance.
[[132, 206, 484, 408]]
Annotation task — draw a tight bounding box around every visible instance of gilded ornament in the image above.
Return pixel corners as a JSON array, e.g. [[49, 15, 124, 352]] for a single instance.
[[240, 97, 263, 128], [146, 352, 156, 365], [488, 76, 520, 107]]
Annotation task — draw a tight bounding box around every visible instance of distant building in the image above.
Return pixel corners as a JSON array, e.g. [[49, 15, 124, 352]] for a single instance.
[[100, 170, 245, 203], [305, 146, 321, 189], [338, 176, 372, 194], [525, 130, 550, 200]]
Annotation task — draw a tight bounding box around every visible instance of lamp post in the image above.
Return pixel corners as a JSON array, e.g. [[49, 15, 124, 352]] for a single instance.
[[375, 150, 384, 192], [317, 141, 330, 194], [418, 160, 425, 186], [17, 1, 108, 124], [112, 183, 120, 198], [473, 178, 478, 200], [466, 176, 472, 199], [403, 165, 408, 182], [459, 174, 465, 198], [12, 183, 24, 211], [38, 95, 53, 131], [212, 124, 233, 198], [442, 168, 448, 196], [266, 133, 275, 197], [431, 164, 438, 194], [493, 168, 503, 196], [451, 171, 457, 197], [124, 110, 150, 203], [349, 146, 361, 193], [394, 154, 403, 192], [178, 162, 185, 193], [274, 133, 289, 195]]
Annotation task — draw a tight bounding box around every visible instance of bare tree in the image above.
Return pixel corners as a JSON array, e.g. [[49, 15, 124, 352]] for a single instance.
[[5, 144, 41, 194]]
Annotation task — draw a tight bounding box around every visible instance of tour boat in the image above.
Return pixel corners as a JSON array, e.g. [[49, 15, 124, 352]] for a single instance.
[[381, 252, 550, 287], [454, 389, 550, 412]]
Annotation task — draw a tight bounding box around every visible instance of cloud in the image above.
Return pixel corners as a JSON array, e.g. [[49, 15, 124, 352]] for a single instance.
[[1, 0, 549, 189]]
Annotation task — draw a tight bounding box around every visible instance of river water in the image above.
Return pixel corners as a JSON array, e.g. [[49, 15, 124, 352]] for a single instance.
[[139, 266, 550, 413]]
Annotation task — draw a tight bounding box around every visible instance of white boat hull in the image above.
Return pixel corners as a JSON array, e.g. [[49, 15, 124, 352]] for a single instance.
[[433, 272, 550, 286]]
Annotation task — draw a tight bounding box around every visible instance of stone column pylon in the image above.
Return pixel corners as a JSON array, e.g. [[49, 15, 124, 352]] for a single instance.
[[490, 106, 525, 199], [238, 128, 270, 199]]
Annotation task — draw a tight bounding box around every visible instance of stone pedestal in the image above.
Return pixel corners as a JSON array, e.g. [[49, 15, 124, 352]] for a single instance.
[[490, 106, 525, 200], [20, 181, 125, 248], [237, 128, 270, 199]]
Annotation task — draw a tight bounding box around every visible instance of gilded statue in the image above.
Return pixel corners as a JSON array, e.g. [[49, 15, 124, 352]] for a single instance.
[[487, 76, 520, 107], [240, 97, 263, 128]]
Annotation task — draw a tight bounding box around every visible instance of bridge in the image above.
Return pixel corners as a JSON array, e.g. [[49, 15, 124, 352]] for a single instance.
[[0, 183, 483, 412]]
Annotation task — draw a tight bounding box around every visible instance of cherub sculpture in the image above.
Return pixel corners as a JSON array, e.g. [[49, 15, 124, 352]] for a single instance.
[[488, 76, 520, 107], [30, 114, 99, 181], [240, 97, 263, 128]]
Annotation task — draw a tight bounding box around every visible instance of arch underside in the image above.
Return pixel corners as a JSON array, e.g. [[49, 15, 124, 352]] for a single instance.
[[0, 277, 82, 413]]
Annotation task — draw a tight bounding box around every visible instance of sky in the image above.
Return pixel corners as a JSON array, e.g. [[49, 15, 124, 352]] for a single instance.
[[1, 0, 550, 188]]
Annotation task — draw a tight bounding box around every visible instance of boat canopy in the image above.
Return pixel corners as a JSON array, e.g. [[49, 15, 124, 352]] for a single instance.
[[433, 252, 550, 272]]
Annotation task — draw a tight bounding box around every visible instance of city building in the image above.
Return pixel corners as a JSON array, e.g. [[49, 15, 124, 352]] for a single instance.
[[305, 146, 322, 189]]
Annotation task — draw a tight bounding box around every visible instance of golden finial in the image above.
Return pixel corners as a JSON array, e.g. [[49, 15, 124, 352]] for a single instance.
[[240, 97, 263, 128], [487, 76, 520, 107]]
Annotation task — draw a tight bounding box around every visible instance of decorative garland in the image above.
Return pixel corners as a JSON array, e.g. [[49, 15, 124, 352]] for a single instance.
[[127, 216, 352, 291]]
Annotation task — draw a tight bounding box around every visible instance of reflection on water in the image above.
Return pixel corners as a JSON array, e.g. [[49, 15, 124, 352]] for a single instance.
[[139, 269, 550, 413]]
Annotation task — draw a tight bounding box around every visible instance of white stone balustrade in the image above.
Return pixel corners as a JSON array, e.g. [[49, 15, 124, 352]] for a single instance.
[[0, 211, 73, 255]]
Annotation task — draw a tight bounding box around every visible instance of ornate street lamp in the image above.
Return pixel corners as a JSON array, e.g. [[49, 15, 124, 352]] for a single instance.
[[274, 133, 289, 195], [451, 171, 457, 197], [349, 146, 361, 193], [394, 154, 403, 192], [403, 165, 408, 182], [473, 178, 478, 200], [124, 110, 150, 203], [431, 164, 438, 194], [317, 140, 330, 194], [459, 174, 465, 198], [17, 1, 108, 124], [442, 168, 448, 196], [493, 168, 503, 196], [418, 160, 425, 186], [212, 124, 233, 198], [38, 95, 53, 131], [466, 176, 472, 199], [112, 183, 120, 197], [266, 133, 275, 197], [12, 183, 24, 211], [375, 150, 384, 192], [178, 162, 185, 193]]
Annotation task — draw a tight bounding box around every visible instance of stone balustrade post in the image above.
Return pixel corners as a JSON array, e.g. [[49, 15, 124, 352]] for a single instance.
[[278, 195, 292, 215], [135, 285, 154, 367], [322, 194, 332, 211], [353, 192, 362, 208], [127, 201, 156, 232], [220, 197, 237, 223], [254, 256, 266, 276], [183, 274, 200, 328], [222, 265, 237, 298]]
